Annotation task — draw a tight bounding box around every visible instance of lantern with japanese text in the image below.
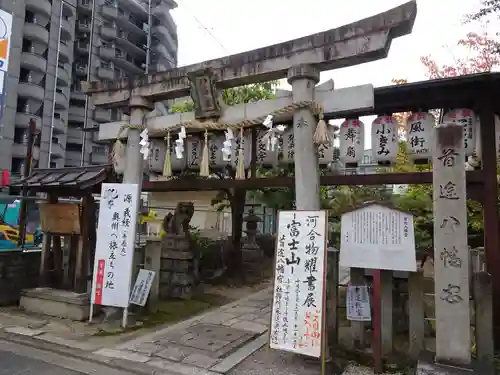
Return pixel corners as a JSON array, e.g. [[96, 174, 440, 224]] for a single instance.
[[315, 142, 335, 165], [339, 119, 364, 166], [371, 115, 398, 164], [281, 129, 295, 164], [230, 131, 252, 169], [256, 129, 281, 166], [406, 112, 434, 162], [148, 138, 186, 173], [442, 108, 476, 156], [208, 136, 224, 168], [187, 136, 202, 169]]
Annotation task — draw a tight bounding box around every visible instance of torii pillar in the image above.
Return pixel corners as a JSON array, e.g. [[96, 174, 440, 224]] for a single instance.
[[288, 65, 321, 210]]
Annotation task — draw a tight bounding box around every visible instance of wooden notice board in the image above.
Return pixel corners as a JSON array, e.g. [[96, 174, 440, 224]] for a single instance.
[[39, 203, 81, 234]]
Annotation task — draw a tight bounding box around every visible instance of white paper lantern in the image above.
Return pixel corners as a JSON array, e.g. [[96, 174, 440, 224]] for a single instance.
[[187, 136, 202, 169], [281, 129, 295, 164], [230, 131, 252, 169], [148, 138, 186, 173], [406, 112, 434, 161], [371, 115, 398, 163], [442, 108, 476, 156], [316, 142, 335, 165], [256, 130, 280, 166], [339, 119, 364, 165], [208, 136, 224, 168]]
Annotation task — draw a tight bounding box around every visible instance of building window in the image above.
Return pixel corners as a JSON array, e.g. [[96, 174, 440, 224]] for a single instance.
[[66, 143, 83, 152]]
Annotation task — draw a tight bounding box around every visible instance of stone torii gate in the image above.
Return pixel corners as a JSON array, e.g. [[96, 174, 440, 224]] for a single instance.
[[84, 0, 417, 213]]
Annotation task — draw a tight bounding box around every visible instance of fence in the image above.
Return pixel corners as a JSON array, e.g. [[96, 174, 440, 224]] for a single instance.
[[325, 248, 493, 370]]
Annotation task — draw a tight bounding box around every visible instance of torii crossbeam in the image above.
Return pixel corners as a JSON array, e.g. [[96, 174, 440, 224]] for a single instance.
[[83, 1, 417, 108]]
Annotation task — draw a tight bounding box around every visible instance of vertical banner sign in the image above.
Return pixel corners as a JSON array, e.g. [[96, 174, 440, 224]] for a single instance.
[[0, 9, 12, 127], [91, 183, 139, 308], [432, 123, 471, 364], [270, 210, 327, 358]]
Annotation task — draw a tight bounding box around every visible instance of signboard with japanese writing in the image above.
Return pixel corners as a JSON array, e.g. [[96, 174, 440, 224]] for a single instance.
[[346, 285, 371, 321], [340, 204, 416, 272], [270, 210, 328, 358], [130, 269, 155, 306], [91, 183, 139, 308]]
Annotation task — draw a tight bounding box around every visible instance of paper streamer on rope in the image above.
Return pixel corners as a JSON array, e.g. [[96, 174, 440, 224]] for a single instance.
[[112, 139, 126, 174], [162, 131, 172, 178], [235, 127, 245, 179], [200, 129, 210, 177], [312, 111, 330, 146]]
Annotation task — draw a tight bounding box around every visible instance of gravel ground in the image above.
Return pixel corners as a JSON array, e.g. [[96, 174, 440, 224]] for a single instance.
[[228, 347, 406, 375]]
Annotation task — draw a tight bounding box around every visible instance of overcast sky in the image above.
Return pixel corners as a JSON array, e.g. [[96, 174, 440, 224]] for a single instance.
[[170, 0, 487, 147]]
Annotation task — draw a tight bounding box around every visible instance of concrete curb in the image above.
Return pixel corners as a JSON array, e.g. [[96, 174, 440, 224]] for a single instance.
[[0, 331, 175, 375]]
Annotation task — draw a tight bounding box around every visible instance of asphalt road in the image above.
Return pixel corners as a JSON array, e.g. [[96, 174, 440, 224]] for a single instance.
[[0, 349, 81, 374]]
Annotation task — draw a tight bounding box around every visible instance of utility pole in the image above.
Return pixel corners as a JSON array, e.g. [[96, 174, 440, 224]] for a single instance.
[[18, 119, 38, 248], [146, 0, 152, 75], [81, 0, 96, 166]]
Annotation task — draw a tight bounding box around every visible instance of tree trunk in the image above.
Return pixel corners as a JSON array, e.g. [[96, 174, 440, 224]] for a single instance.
[[229, 188, 246, 272]]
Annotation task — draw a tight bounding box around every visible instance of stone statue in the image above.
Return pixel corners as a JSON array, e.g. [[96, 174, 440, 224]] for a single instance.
[[164, 202, 194, 237]]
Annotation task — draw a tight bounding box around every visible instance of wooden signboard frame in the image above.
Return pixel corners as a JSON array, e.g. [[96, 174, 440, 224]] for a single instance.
[[39, 203, 81, 235]]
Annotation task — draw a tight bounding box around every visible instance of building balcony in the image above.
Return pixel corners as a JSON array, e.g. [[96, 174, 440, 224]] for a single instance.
[[21, 52, 47, 73], [115, 34, 146, 57], [68, 106, 86, 122], [114, 54, 144, 74], [119, 0, 148, 16], [24, 23, 49, 45], [70, 90, 85, 101], [50, 142, 65, 159], [66, 151, 82, 165], [94, 108, 111, 122], [25, 0, 51, 17], [57, 65, 71, 86], [99, 45, 115, 60], [74, 63, 87, 77], [63, 0, 76, 17], [52, 117, 66, 134], [100, 4, 118, 19], [97, 67, 114, 81], [77, 0, 92, 14], [91, 152, 108, 165], [55, 90, 68, 109], [67, 127, 82, 143], [12, 143, 40, 160], [59, 41, 71, 63], [18, 82, 45, 102], [153, 24, 177, 57], [116, 17, 146, 37], [15, 112, 42, 131], [75, 41, 89, 54], [61, 18, 74, 41], [100, 25, 117, 40], [152, 44, 176, 68], [77, 21, 91, 33], [152, 4, 177, 36]]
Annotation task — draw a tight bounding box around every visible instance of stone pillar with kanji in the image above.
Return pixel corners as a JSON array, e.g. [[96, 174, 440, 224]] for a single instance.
[[432, 122, 471, 365]]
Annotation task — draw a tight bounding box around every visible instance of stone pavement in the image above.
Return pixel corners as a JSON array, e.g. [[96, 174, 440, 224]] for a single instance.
[[94, 286, 273, 374]]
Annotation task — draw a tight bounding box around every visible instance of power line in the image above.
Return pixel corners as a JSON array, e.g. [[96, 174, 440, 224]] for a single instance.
[[175, 0, 230, 54]]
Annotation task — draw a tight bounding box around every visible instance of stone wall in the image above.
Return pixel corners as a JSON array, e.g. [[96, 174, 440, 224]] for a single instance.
[[159, 236, 198, 299], [0, 251, 40, 306]]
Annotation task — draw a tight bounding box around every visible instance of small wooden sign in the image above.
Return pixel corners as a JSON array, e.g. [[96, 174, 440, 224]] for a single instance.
[[39, 203, 80, 234]]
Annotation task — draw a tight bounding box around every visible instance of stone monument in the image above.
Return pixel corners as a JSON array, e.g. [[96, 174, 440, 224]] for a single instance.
[[241, 209, 264, 279], [159, 202, 198, 299]]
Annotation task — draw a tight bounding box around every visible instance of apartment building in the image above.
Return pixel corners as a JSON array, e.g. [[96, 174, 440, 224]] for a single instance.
[[0, 0, 177, 176]]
